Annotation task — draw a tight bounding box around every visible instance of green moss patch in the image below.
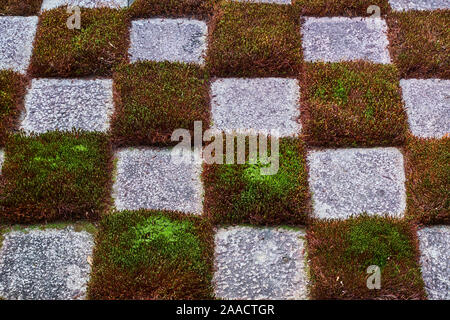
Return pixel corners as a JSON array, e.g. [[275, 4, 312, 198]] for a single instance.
[[301, 62, 408, 147], [388, 10, 449, 79], [87, 210, 214, 299], [405, 136, 449, 225], [203, 137, 310, 226], [129, 0, 218, 19], [29, 7, 130, 77], [307, 215, 426, 299], [0, 131, 113, 223], [0, 70, 27, 146], [206, 2, 303, 77], [111, 61, 210, 146], [293, 0, 390, 17], [0, 0, 42, 15]]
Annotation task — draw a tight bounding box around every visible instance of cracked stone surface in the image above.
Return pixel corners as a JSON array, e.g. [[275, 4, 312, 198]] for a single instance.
[[307, 148, 406, 219], [20, 78, 114, 134], [301, 17, 391, 64], [211, 78, 301, 137], [214, 226, 308, 300], [113, 148, 203, 214], [40, 0, 127, 10], [400, 79, 450, 139], [418, 226, 450, 300], [129, 18, 208, 64], [389, 0, 450, 11], [0, 16, 38, 74], [0, 227, 94, 300]]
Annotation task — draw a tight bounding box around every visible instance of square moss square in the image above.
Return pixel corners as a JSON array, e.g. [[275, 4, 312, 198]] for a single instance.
[[87, 210, 215, 299], [388, 10, 449, 79], [206, 2, 303, 77], [292, 0, 391, 17], [111, 61, 210, 146], [404, 136, 449, 225], [203, 137, 310, 225], [300, 62, 407, 147], [0, 0, 42, 15], [0, 70, 27, 146], [128, 0, 218, 19], [29, 7, 129, 77], [307, 215, 426, 299], [0, 131, 113, 223]]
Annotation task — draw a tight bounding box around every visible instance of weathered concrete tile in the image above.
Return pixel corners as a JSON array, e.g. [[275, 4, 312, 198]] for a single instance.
[[400, 79, 450, 139], [211, 78, 301, 137], [41, 0, 127, 10], [113, 148, 203, 214], [0, 227, 94, 300], [20, 78, 114, 134], [418, 226, 450, 300], [301, 17, 391, 64], [307, 148, 406, 219], [214, 226, 308, 300], [129, 18, 207, 64], [0, 16, 38, 74], [389, 0, 450, 11]]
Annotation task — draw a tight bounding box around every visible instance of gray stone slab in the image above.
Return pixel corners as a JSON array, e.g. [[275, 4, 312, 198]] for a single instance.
[[41, 0, 127, 10], [389, 0, 450, 11], [418, 226, 450, 300], [214, 226, 308, 300], [0, 226, 94, 300], [307, 148, 406, 219], [301, 17, 391, 64], [113, 148, 203, 214], [400, 79, 450, 139], [129, 18, 207, 64], [211, 78, 301, 137], [0, 16, 38, 74], [233, 0, 292, 3], [20, 78, 114, 134], [0, 150, 4, 174]]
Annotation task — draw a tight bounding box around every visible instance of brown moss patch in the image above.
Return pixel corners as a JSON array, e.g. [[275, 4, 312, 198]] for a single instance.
[[0, 0, 42, 15], [293, 0, 390, 17], [129, 0, 218, 19]]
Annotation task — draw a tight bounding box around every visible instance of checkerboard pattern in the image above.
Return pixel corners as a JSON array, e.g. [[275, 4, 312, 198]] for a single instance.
[[0, 0, 448, 300]]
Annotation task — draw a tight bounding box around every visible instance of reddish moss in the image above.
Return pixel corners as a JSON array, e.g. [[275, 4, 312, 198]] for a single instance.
[[206, 2, 303, 77], [293, 0, 390, 17], [129, 0, 218, 19], [300, 61, 408, 147], [0, 0, 42, 15]]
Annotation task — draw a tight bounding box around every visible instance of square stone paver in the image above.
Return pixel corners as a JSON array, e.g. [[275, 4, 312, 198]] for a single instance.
[[214, 226, 308, 300], [400, 79, 450, 139], [0, 16, 38, 74], [389, 0, 450, 11], [0, 226, 94, 300], [307, 148, 406, 219], [41, 0, 127, 10], [301, 17, 391, 64], [20, 78, 114, 134], [129, 19, 207, 64], [0, 149, 4, 174], [418, 226, 450, 300], [113, 148, 203, 214], [211, 78, 301, 136]]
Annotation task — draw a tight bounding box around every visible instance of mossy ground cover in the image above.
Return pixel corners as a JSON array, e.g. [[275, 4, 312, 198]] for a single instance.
[[29, 7, 130, 77], [0, 0, 42, 15], [388, 10, 449, 79], [87, 210, 214, 299], [206, 2, 303, 77], [404, 136, 449, 225], [111, 61, 210, 146], [0, 131, 113, 223], [129, 0, 218, 19], [0, 70, 27, 146], [300, 61, 408, 147], [293, 0, 390, 17], [203, 137, 310, 226], [307, 215, 426, 299]]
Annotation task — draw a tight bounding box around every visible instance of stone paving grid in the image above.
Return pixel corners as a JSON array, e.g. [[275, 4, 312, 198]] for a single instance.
[[389, 0, 450, 11], [113, 148, 203, 215], [0, 16, 38, 74], [400, 79, 450, 139], [214, 226, 308, 300], [0, 227, 94, 300], [21, 78, 114, 134], [40, 0, 128, 10]]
